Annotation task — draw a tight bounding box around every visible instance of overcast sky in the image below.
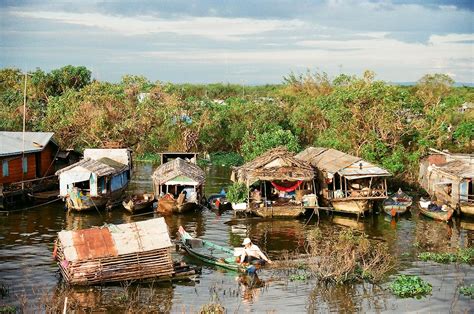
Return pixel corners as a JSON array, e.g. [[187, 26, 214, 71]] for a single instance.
[[0, 0, 472, 84]]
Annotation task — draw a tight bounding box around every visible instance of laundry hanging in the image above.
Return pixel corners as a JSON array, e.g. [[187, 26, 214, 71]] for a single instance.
[[271, 180, 302, 192]]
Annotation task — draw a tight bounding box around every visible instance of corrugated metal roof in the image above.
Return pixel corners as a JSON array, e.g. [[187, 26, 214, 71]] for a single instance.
[[56, 157, 126, 176], [296, 147, 390, 178], [434, 160, 474, 178], [0, 131, 55, 157], [58, 217, 172, 262], [339, 160, 391, 179]]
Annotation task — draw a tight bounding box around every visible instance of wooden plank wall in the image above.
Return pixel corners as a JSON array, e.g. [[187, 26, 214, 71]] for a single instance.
[[0, 154, 36, 184]]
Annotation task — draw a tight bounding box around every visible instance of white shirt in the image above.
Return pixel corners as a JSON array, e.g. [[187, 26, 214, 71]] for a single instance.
[[240, 244, 268, 263]]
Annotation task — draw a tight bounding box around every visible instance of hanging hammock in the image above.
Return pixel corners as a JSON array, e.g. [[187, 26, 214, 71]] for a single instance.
[[271, 180, 303, 192]]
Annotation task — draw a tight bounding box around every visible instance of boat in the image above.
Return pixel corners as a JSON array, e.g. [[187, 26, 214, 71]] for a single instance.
[[178, 226, 250, 273], [56, 149, 132, 212], [122, 193, 155, 214], [28, 190, 59, 202], [207, 189, 232, 211], [418, 199, 454, 222], [152, 157, 205, 215], [383, 188, 413, 217]]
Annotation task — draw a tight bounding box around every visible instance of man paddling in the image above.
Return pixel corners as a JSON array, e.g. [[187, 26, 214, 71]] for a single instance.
[[239, 238, 272, 265]]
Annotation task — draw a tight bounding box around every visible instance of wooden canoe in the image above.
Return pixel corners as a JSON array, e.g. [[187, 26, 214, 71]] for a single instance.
[[122, 193, 155, 214], [419, 206, 454, 222], [178, 226, 250, 273], [383, 189, 412, 217], [250, 205, 306, 218]]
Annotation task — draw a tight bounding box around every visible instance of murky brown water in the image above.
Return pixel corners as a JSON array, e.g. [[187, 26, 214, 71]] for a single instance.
[[0, 163, 473, 312]]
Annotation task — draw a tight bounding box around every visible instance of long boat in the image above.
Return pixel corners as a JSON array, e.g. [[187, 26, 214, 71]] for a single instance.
[[383, 188, 413, 217], [419, 200, 454, 222], [178, 226, 249, 273], [122, 193, 155, 214]]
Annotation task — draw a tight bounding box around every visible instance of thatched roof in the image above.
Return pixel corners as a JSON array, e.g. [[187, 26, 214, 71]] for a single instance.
[[151, 158, 205, 185], [232, 147, 314, 184]]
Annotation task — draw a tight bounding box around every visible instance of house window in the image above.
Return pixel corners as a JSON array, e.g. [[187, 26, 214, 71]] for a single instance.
[[22, 157, 28, 174], [2, 160, 9, 177]]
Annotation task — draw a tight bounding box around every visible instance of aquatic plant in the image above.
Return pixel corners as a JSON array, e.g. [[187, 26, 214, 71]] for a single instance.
[[199, 303, 225, 314], [459, 284, 474, 298], [227, 182, 249, 204], [305, 228, 395, 284], [389, 275, 432, 298], [289, 272, 311, 282], [0, 305, 16, 313], [418, 248, 474, 264]]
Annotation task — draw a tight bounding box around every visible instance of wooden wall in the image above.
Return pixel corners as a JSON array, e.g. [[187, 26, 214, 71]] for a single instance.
[[0, 143, 57, 185]]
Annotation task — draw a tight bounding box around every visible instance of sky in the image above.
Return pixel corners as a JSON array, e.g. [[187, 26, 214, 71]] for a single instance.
[[0, 0, 472, 84]]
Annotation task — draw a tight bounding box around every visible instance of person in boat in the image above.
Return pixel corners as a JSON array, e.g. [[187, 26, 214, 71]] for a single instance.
[[239, 238, 272, 265]]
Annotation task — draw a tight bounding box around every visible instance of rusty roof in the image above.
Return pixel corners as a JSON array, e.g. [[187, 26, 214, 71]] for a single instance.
[[58, 217, 172, 262]]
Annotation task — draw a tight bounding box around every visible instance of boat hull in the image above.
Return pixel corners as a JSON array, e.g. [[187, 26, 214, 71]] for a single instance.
[[178, 226, 246, 273], [156, 198, 199, 214], [460, 204, 474, 216], [122, 193, 155, 214], [66, 187, 126, 212], [331, 199, 371, 215], [383, 204, 409, 217], [250, 206, 306, 218], [419, 207, 454, 222]]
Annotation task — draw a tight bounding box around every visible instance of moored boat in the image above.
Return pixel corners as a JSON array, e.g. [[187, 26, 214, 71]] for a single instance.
[[152, 156, 205, 215], [383, 188, 413, 217], [56, 149, 133, 212], [418, 200, 454, 222], [178, 226, 251, 273], [122, 192, 155, 214]]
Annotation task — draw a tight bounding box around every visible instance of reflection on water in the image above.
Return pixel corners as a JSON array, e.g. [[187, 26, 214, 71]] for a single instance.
[[0, 162, 473, 312]]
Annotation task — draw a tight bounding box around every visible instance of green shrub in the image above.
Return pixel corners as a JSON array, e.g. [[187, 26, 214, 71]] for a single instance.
[[389, 275, 432, 298], [418, 248, 474, 264], [227, 182, 249, 204], [459, 284, 474, 298]]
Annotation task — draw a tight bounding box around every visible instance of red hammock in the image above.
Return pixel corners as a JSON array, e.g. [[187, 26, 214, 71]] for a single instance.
[[271, 180, 302, 192]]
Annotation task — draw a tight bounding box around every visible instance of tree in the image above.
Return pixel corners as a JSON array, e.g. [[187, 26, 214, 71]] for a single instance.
[[241, 126, 300, 161]]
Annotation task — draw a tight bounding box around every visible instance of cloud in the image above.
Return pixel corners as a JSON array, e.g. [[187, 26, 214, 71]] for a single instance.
[[9, 10, 305, 40]]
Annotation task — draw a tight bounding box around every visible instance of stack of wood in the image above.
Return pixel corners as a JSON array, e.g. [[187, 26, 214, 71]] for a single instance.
[[55, 217, 177, 285]]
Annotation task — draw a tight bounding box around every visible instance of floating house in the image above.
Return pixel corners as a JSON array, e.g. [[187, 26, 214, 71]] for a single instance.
[[231, 147, 316, 218], [0, 132, 59, 208], [152, 154, 205, 214], [55, 217, 196, 285], [296, 147, 391, 216], [56, 149, 132, 211], [419, 149, 474, 216]]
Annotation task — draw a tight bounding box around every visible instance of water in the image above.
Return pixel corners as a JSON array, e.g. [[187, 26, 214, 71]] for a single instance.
[[0, 162, 473, 312]]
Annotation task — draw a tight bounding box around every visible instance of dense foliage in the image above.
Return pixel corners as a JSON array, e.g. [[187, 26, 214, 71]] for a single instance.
[[1, 66, 472, 182], [227, 182, 249, 204]]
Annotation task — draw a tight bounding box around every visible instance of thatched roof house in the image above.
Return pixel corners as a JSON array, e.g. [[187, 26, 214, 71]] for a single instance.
[[152, 157, 205, 186], [232, 147, 314, 185]]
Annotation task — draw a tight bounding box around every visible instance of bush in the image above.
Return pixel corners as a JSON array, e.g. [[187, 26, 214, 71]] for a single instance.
[[389, 275, 432, 298], [227, 182, 249, 204]]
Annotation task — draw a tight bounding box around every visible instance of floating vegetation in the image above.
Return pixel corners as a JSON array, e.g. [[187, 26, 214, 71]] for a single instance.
[[199, 302, 225, 314], [418, 248, 474, 264], [305, 229, 396, 284], [289, 271, 311, 282], [389, 275, 432, 298], [459, 284, 474, 298], [0, 305, 16, 313]]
